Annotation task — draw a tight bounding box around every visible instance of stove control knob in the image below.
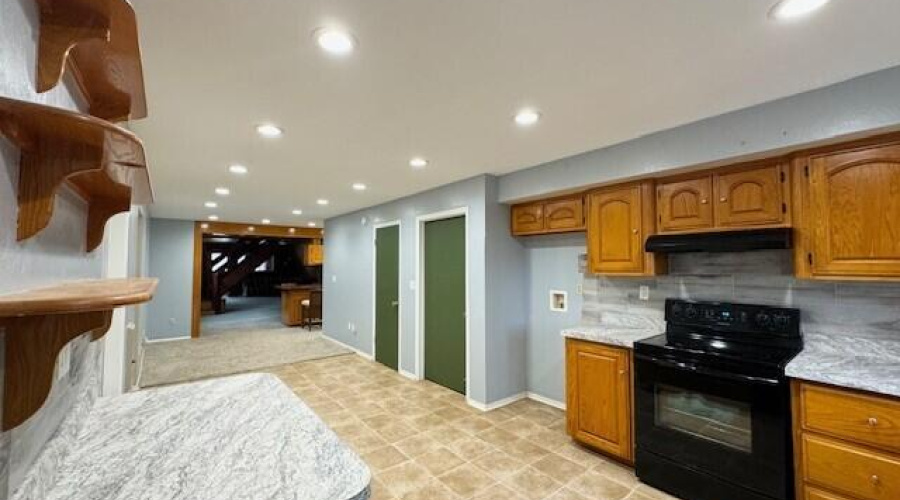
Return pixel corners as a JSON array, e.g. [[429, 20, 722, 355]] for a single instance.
[[773, 314, 791, 330], [685, 305, 698, 319], [755, 312, 772, 328], [671, 303, 683, 317]]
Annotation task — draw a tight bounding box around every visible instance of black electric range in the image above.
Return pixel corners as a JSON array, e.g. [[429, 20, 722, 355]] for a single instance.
[[633, 299, 803, 500]]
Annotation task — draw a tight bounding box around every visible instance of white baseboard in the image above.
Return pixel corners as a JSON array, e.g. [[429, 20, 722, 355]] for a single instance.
[[527, 392, 567, 410], [143, 335, 191, 344], [398, 369, 419, 381], [322, 334, 374, 360], [467, 392, 527, 412]]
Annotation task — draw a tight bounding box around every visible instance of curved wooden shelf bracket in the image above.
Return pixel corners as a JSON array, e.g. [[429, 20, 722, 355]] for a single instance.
[[36, 0, 113, 93], [36, 0, 148, 122], [1, 310, 112, 430], [0, 278, 157, 430], [0, 97, 151, 249]]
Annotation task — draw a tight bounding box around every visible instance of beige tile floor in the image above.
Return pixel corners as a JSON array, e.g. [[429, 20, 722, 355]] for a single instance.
[[266, 354, 679, 500]]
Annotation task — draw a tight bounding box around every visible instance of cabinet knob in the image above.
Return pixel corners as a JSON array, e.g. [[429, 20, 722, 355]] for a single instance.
[[701, 199, 708, 204], [868, 417, 879, 427], [870, 475, 880, 485], [619, 369, 627, 375], [632, 229, 638, 234], [719, 197, 727, 202]]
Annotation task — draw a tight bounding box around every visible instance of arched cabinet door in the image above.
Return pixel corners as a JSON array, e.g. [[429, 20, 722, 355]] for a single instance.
[[807, 143, 900, 277], [657, 177, 713, 232], [714, 164, 787, 228], [511, 203, 544, 235], [588, 184, 644, 274]]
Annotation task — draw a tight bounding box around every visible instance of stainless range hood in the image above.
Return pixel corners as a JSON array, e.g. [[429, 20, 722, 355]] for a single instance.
[[644, 228, 793, 254]]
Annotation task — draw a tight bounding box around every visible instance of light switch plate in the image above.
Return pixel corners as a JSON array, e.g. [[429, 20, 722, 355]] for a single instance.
[[639, 285, 650, 301]]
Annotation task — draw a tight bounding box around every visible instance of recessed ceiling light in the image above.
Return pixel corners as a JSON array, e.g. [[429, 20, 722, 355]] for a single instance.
[[770, 0, 830, 19], [256, 124, 283, 138], [514, 108, 541, 127], [315, 28, 356, 55], [308, 222, 317, 227], [204, 201, 218, 208], [215, 187, 230, 196], [261, 219, 271, 225], [316, 199, 329, 206], [292, 209, 303, 215], [352, 183, 367, 191], [229, 164, 248, 175], [410, 157, 428, 169], [208, 215, 219, 221]]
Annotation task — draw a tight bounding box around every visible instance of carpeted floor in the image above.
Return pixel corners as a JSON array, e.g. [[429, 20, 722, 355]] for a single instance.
[[139, 329, 351, 387], [200, 296, 283, 336]]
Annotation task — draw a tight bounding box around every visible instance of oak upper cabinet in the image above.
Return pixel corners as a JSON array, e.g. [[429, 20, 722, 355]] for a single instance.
[[798, 141, 900, 279], [587, 182, 663, 276], [304, 241, 324, 266], [714, 163, 788, 228], [657, 176, 714, 232], [511, 194, 584, 236], [566, 339, 633, 463], [511, 203, 545, 235], [657, 162, 789, 234]]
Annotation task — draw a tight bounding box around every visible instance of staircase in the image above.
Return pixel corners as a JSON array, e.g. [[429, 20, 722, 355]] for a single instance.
[[208, 239, 276, 312]]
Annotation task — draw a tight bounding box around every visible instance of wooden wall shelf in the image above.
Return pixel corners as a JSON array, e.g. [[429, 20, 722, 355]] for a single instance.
[[0, 278, 158, 430], [35, 0, 148, 122], [0, 96, 152, 251]]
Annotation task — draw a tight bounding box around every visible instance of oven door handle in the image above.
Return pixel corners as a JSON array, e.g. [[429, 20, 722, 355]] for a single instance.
[[635, 353, 781, 386]]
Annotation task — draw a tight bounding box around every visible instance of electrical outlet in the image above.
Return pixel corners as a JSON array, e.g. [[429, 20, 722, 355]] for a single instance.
[[331, 275, 337, 283], [639, 285, 650, 301], [348, 322, 356, 333], [409, 280, 416, 291]]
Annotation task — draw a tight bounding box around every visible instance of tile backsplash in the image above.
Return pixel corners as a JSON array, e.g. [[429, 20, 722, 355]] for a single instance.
[[580, 250, 900, 341]]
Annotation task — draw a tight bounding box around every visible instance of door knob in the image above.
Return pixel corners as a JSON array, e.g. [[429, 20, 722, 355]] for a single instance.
[[391, 301, 399, 307]]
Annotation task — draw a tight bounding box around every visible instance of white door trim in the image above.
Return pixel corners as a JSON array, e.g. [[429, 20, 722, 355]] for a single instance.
[[371, 220, 401, 370], [415, 207, 470, 399]]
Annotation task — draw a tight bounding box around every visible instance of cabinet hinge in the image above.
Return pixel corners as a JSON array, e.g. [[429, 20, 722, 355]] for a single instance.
[[807, 253, 813, 266], [782, 203, 787, 214], [804, 165, 810, 177], [780, 171, 786, 183]]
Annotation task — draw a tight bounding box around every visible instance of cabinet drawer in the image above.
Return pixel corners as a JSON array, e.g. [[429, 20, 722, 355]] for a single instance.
[[544, 197, 584, 231], [803, 434, 900, 500], [802, 384, 900, 454], [805, 486, 855, 500]]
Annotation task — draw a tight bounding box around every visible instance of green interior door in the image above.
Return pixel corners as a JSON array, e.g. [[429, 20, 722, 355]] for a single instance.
[[375, 225, 400, 370], [423, 216, 466, 394]]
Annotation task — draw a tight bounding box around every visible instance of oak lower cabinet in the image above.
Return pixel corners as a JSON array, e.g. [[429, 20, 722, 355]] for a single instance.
[[796, 140, 900, 279], [656, 161, 790, 234], [587, 181, 664, 276], [566, 338, 633, 463], [511, 194, 584, 236], [793, 381, 900, 500]]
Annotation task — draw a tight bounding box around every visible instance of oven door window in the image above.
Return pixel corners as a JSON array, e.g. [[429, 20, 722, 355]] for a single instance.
[[655, 384, 752, 452]]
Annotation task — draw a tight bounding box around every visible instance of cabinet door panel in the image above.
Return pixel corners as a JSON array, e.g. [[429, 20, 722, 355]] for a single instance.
[[511, 203, 544, 235], [657, 177, 713, 232], [566, 339, 632, 462], [715, 164, 785, 227], [588, 186, 644, 274], [809, 143, 900, 277], [545, 197, 584, 232]]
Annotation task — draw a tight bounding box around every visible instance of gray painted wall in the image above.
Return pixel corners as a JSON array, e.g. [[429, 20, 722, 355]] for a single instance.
[[499, 65, 900, 203], [146, 218, 195, 340], [0, 0, 105, 497], [324, 175, 532, 405], [523, 235, 585, 404]]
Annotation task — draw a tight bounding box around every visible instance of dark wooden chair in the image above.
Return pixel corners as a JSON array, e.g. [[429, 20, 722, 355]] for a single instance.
[[302, 290, 322, 330]]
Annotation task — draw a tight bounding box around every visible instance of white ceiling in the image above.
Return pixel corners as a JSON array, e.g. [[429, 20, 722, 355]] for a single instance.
[[131, 0, 900, 226]]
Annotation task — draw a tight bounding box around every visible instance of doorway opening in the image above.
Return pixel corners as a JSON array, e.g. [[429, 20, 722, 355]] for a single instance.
[[416, 209, 468, 396]]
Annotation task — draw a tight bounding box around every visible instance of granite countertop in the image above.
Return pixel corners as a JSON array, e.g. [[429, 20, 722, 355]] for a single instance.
[[36, 374, 370, 500], [787, 333, 900, 399], [562, 325, 663, 348]]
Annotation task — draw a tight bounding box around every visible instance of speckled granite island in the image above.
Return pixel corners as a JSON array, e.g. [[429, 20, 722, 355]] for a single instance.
[[14, 374, 370, 500], [786, 333, 900, 398]]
